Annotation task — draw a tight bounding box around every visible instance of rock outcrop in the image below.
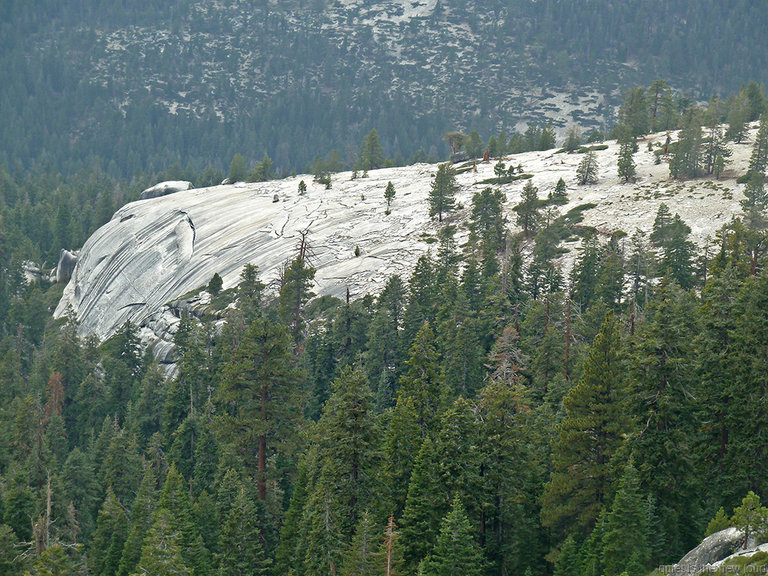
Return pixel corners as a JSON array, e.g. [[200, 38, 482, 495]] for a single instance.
[[139, 180, 192, 200], [56, 249, 79, 284], [667, 528, 745, 574]]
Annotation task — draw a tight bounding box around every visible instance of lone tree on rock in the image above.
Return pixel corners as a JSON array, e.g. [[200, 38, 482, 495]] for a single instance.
[[384, 181, 396, 214], [208, 272, 223, 296], [577, 151, 599, 185], [361, 129, 384, 172], [229, 153, 248, 183], [733, 491, 768, 549], [429, 163, 457, 222]]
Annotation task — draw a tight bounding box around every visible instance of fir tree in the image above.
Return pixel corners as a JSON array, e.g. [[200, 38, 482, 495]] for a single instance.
[[217, 317, 303, 501], [381, 396, 421, 517], [229, 154, 248, 183], [117, 467, 157, 576], [215, 487, 270, 576], [617, 136, 637, 183], [553, 535, 580, 576], [669, 107, 704, 179], [704, 507, 731, 537], [400, 436, 442, 569], [549, 178, 568, 205], [340, 510, 379, 576], [397, 323, 446, 436], [362, 129, 385, 171], [278, 242, 316, 346], [601, 461, 649, 576], [130, 509, 191, 576], [89, 487, 127, 576], [207, 273, 223, 296], [749, 114, 768, 176], [541, 314, 626, 538], [421, 497, 484, 576]]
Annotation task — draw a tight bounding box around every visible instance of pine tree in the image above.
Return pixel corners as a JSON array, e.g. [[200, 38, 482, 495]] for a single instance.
[[732, 491, 768, 549], [541, 314, 626, 538], [549, 178, 568, 205], [576, 151, 599, 185], [384, 181, 396, 214], [228, 154, 248, 183], [429, 163, 457, 222], [617, 136, 637, 183], [421, 497, 484, 576], [514, 180, 541, 236], [362, 129, 385, 171]]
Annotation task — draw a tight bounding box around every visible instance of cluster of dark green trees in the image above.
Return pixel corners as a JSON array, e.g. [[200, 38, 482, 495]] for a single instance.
[[2, 161, 768, 574]]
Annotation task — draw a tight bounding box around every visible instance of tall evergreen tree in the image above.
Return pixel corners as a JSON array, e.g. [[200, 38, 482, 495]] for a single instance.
[[514, 180, 541, 237], [361, 129, 385, 171], [541, 314, 626, 539], [429, 163, 457, 223], [397, 323, 446, 436], [421, 497, 485, 576], [601, 461, 649, 576], [217, 317, 303, 501], [669, 107, 704, 179], [130, 509, 191, 576], [215, 487, 270, 576]]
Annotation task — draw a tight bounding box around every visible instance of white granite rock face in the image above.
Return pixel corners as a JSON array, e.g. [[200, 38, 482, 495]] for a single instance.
[[56, 127, 753, 354]]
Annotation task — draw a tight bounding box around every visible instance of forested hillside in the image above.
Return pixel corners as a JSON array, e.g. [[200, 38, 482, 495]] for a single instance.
[[2, 78, 768, 574], [1, 0, 767, 178]]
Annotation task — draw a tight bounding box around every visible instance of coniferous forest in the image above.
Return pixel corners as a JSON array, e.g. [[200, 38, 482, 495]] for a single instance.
[[3, 79, 768, 573], [3, 2, 768, 571]]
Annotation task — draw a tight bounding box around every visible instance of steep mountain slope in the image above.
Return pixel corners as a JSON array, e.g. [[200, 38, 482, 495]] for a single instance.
[[3, 0, 767, 176], [56, 127, 754, 365]]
